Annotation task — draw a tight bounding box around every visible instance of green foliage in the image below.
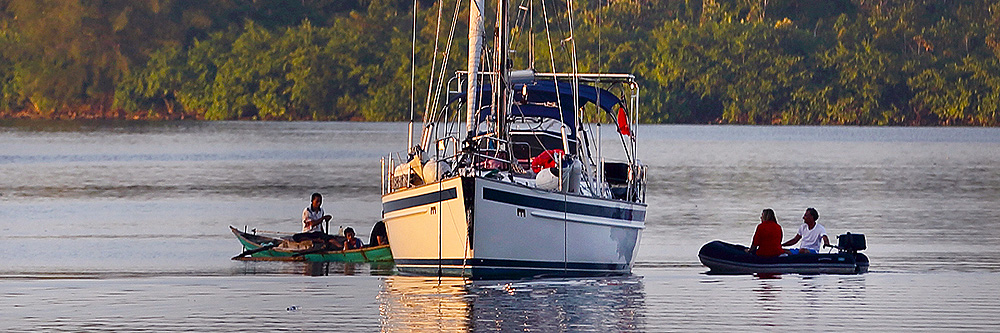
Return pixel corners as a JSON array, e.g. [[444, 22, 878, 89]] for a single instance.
[[647, 19, 818, 124], [0, 28, 21, 110], [116, 2, 414, 120], [2, 0, 1000, 124], [909, 56, 1000, 125], [4, 0, 195, 112], [643, 0, 999, 125]]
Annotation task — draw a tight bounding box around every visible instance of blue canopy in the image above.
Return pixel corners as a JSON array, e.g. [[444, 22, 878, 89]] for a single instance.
[[450, 80, 625, 135]]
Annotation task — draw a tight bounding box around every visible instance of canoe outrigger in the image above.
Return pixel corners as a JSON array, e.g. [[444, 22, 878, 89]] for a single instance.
[[229, 226, 393, 263]]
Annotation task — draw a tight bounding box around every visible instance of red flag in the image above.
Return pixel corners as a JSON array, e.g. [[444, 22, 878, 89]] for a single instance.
[[616, 106, 631, 136]]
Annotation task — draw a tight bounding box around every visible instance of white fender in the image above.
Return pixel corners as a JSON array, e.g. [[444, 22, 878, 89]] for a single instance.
[[535, 168, 560, 191], [535, 158, 581, 192], [422, 159, 452, 183]]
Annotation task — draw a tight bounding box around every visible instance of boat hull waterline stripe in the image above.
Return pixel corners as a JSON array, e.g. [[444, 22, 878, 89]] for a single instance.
[[383, 188, 458, 213], [482, 187, 645, 222], [395, 258, 629, 271]]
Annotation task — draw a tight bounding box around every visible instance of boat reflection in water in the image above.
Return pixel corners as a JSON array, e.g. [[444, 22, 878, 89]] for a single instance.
[[378, 276, 646, 331], [237, 262, 396, 277], [378, 276, 472, 331]]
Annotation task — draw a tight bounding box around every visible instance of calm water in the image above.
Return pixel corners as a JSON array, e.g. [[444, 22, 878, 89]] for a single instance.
[[2, 121, 999, 331]]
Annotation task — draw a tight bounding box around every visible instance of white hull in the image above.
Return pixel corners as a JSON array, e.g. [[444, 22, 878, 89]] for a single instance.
[[382, 176, 645, 278]]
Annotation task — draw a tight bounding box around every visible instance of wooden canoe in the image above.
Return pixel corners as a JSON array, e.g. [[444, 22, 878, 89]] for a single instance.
[[230, 226, 393, 263]]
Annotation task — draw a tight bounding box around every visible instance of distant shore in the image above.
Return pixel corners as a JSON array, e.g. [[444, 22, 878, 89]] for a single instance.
[[2, 109, 994, 126], [0, 108, 203, 121]]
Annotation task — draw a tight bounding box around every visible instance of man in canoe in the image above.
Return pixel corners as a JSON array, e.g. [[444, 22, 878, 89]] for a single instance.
[[782, 207, 832, 254], [292, 193, 341, 247], [747, 208, 784, 257], [302, 192, 332, 233]]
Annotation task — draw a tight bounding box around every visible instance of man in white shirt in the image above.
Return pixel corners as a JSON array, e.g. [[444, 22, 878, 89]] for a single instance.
[[292, 193, 338, 245], [302, 192, 332, 233], [781, 208, 832, 254]]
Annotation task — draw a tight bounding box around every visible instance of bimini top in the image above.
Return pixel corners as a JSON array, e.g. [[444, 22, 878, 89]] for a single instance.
[[450, 80, 625, 135]]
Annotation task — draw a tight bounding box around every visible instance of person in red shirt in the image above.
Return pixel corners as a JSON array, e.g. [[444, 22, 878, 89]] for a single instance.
[[748, 209, 784, 257]]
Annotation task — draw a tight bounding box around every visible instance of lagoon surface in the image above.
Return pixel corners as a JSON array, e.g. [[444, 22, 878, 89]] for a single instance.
[[2, 121, 999, 331]]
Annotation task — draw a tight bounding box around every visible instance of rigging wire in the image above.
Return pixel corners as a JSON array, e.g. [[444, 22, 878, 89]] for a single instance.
[[564, 0, 596, 191], [510, 0, 532, 69], [540, 0, 564, 129], [429, 0, 466, 126], [422, 0, 444, 126], [527, 1, 535, 69]]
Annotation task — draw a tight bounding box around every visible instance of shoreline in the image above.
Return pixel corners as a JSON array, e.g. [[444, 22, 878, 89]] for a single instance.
[[0, 108, 203, 121], [0, 109, 994, 126]]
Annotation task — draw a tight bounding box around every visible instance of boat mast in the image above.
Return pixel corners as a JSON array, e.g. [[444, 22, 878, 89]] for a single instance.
[[466, 0, 485, 136], [407, 0, 418, 153], [495, 0, 510, 142]]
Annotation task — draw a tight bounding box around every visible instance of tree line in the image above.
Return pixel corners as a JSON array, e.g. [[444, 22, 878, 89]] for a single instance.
[[1, 0, 998, 125]]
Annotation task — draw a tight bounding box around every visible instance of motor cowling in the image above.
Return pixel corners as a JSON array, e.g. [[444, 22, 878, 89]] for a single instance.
[[837, 233, 866, 253]]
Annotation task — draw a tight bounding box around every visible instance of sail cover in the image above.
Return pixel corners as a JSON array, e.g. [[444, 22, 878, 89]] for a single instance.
[[451, 80, 624, 134]]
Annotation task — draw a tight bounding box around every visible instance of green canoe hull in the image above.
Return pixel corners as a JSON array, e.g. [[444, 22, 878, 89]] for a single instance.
[[230, 226, 393, 263]]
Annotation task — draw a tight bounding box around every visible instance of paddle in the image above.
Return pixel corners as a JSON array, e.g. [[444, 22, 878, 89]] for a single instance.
[[231, 243, 278, 259]]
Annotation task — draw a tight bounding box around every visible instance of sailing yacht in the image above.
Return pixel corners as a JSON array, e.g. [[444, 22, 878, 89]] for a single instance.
[[380, 0, 646, 278]]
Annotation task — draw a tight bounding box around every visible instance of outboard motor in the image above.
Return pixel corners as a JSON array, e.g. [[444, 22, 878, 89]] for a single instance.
[[837, 232, 866, 253], [837, 232, 870, 274]]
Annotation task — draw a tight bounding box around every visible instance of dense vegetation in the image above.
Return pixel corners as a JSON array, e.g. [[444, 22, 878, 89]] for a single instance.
[[1, 0, 998, 125]]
